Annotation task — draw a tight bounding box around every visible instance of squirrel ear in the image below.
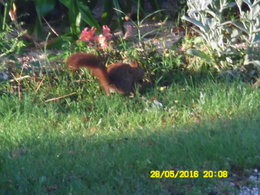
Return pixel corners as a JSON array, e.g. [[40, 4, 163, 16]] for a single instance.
[[130, 61, 139, 68]]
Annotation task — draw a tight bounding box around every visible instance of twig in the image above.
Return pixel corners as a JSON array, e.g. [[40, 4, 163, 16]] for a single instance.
[[11, 73, 24, 100], [9, 75, 31, 82], [44, 92, 77, 103], [34, 77, 45, 94], [18, 81, 21, 100], [42, 17, 59, 37]]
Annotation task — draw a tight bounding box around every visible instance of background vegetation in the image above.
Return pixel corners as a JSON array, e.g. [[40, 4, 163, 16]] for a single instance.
[[0, 0, 186, 37]]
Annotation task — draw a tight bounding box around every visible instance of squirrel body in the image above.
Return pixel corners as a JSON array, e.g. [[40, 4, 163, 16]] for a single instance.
[[66, 53, 144, 95]]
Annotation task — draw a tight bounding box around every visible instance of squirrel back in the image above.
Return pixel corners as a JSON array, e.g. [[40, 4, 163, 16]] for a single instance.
[[107, 62, 144, 94], [66, 52, 144, 95]]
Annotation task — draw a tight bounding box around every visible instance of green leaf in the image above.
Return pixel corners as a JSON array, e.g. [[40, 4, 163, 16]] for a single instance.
[[231, 21, 249, 33], [182, 16, 209, 33], [77, 1, 99, 29], [58, 0, 71, 8], [76, 12, 81, 31], [113, 0, 122, 16], [186, 48, 212, 62], [35, 0, 56, 16], [223, 2, 237, 10], [140, 9, 164, 24]]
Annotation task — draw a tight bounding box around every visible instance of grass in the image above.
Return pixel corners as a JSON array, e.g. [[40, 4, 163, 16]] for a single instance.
[[0, 68, 260, 194]]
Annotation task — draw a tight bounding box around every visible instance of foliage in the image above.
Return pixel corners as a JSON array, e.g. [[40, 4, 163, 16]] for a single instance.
[[233, 0, 260, 47], [0, 0, 13, 30], [115, 1, 166, 45], [182, 0, 260, 70], [0, 26, 26, 58], [58, 0, 99, 34], [234, 0, 260, 67], [0, 0, 172, 39]]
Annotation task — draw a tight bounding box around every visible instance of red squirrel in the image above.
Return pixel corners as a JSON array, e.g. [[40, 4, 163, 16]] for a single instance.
[[66, 52, 144, 95]]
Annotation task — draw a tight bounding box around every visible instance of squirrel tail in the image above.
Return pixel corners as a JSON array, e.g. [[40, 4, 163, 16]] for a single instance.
[[66, 53, 112, 95]]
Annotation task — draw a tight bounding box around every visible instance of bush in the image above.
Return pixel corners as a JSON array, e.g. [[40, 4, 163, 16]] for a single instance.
[[182, 0, 260, 70]]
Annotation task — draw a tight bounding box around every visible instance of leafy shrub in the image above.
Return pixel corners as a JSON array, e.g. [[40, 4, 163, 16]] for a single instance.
[[182, 0, 260, 70]]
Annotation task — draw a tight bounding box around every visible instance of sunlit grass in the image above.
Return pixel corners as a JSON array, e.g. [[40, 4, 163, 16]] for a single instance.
[[0, 74, 259, 194]]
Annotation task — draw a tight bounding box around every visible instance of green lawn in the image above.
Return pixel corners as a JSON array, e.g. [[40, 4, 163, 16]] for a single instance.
[[0, 75, 259, 194]]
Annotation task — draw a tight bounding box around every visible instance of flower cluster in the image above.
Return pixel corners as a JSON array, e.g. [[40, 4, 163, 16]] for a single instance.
[[79, 25, 113, 49]]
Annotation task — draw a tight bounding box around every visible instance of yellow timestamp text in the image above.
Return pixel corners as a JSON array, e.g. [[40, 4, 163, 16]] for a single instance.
[[149, 170, 228, 178]]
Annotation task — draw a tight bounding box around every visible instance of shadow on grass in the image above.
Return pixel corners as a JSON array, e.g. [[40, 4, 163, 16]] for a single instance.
[[140, 66, 220, 97], [0, 110, 259, 194]]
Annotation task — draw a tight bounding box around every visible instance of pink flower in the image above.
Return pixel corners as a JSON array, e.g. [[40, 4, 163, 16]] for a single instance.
[[79, 27, 98, 42], [97, 35, 108, 49], [123, 24, 134, 39], [102, 25, 113, 40], [79, 25, 113, 49]]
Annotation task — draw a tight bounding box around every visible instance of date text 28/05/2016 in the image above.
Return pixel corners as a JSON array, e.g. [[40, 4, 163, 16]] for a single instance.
[[150, 170, 228, 178]]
